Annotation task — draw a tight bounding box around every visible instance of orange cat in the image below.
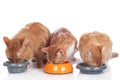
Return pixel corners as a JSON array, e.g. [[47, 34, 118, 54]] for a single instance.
[[42, 27, 78, 64], [79, 31, 118, 66], [3, 22, 50, 68]]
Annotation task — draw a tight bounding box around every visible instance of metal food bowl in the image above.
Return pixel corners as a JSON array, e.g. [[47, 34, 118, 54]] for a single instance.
[[77, 63, 107, 74], [3, 60, 29, 73]]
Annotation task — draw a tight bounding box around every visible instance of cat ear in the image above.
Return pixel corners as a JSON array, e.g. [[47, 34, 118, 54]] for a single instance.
[[86, 51, 92, 58], [41, 47, 49, 54], [3, 36, 10, 46], [97, 45, 105, 53], [57, 50, 64, 58], [22, 37, 29, 46]]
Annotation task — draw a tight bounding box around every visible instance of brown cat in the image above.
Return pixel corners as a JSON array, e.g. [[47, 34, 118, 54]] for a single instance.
[[42, 27, 78, 64], [79, 31, 118, 67], [3, 22, 50, 68]]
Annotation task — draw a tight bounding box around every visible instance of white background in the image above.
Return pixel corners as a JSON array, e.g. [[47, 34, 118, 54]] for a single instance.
[[0, 0, 120, 80]]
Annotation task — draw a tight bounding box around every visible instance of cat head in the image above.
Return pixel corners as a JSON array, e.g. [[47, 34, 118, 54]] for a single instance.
[[42, 45, 67, 64], [83, 44, 104, 66], [3, 36, 33, 63]]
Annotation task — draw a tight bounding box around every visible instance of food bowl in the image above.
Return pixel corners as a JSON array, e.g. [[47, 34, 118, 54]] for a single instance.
[[3, 60, 30, 73], [77, 63, 107, 74], [44, 61, 73, 74]]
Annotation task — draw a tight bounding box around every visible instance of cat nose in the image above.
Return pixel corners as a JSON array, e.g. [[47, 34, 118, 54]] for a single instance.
[[8, 58, 14, 62]]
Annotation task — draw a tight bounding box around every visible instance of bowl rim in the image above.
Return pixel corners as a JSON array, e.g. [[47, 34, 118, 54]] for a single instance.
[[46, 61, 71, 65], [77, 63, 107, 74], [3, 60, 29, 67], [44, 61, 73, 74], [77, 63, 106, 68]]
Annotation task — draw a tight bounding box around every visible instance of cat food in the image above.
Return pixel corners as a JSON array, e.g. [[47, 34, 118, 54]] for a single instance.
[[3, 60, 29, 73], [77, 63, 107, 74], [44, 61, 73, 74]]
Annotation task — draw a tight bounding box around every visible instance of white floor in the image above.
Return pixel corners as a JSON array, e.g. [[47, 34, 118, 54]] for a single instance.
[[0, 52, 119, 80]]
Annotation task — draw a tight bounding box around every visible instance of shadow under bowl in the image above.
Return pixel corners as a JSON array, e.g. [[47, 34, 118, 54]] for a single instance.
[[44, 61, 73, 74], [3, 60, 29, 73], [77, 63, 107, 74]]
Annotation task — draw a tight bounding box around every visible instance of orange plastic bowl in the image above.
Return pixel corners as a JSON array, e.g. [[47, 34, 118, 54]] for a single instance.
[[44, 61, 73, 74]]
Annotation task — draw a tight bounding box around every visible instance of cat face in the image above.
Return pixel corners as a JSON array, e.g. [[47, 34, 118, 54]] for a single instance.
[[81, 44, 103, 66], [3, 36, 33, 63], [42, 46, 67, 64]]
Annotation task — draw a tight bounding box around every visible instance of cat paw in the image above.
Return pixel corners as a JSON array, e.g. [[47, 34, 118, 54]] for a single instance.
[[36, 63, 42, 68], [32, 59, 36, 62], [72, 57, 76, 61], [42, 58, 48, 64], [112, 52, 119, 58]]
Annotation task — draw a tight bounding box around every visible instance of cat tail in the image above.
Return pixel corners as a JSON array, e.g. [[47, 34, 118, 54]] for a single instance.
[[111, 52, 119, 58]]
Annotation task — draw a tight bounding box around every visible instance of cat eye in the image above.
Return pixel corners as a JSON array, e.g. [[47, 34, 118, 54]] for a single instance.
[[59, 51, 63, 54]]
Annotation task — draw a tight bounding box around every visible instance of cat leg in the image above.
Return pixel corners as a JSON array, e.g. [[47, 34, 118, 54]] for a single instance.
[[42, 58, 48, 64], [32, 56, 37, 62], [67, 48, 78, 62], [35, 57, 42, 68], [67, 53, 76, 62], [111, 52, 118, 58], [42, 53, 48, 65], [34, 52, 44, 68], [71, 56, 76, 61], [35, 51, 48, 68], [71, 48, 78, 61]]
